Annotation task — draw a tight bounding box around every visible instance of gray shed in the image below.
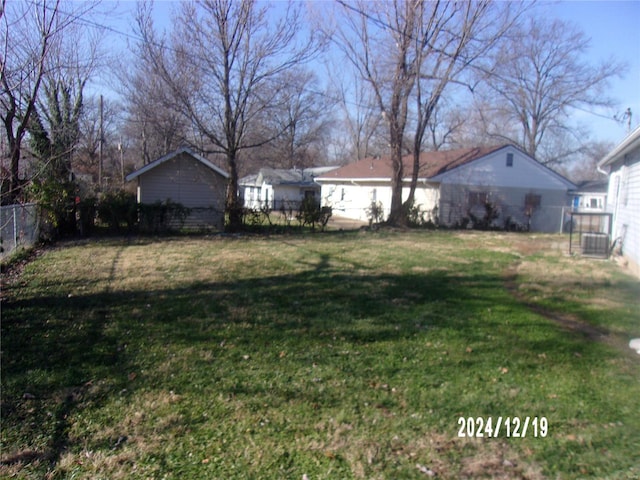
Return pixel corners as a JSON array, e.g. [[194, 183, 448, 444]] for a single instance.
[[126, 147, 229, 229]]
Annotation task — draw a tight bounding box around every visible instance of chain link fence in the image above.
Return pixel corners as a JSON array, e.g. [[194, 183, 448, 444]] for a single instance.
[[1, 203, 39, 260]]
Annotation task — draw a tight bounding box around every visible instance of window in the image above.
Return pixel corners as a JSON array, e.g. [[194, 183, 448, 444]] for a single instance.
[[468, 191, 489, 206], [506, 153, 514, 167], [589, 198, 599, 209], [524, 193, 541, 214], [341, 187, 345, 201]]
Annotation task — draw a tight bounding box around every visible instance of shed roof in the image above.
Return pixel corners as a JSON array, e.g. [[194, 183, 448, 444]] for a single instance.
[[125, 147, 229, 182]]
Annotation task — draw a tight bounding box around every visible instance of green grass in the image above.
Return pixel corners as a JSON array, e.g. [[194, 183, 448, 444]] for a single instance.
[[2, 231, 639, 479]]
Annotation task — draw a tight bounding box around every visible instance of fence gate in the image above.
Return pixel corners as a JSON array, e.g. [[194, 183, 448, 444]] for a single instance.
[[568, 212, 613, 258]]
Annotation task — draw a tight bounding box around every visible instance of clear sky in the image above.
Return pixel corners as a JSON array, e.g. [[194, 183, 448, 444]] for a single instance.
[[97, 0, 640, 147]]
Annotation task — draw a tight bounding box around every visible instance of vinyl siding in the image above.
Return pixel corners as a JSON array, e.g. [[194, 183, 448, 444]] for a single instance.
[[607, 149, 640, 275], [439, 184, 570, 232], [138, 152, 226, 229], [432, 146, 573, 190]]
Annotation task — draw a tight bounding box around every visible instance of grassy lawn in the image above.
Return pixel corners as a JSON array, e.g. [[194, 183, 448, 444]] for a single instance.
[[1, 231, 639, 479]]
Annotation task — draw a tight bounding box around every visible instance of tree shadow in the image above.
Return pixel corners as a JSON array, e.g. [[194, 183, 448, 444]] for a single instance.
[[1, 248, 622, 471]]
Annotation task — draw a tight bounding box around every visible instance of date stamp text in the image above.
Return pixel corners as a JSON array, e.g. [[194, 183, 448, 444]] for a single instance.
[[457, 416, 548, 438]]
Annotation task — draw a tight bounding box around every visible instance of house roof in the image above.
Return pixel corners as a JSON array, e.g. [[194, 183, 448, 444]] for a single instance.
[[125, 147, 229, 182], [240, 166, 340, 187], [315, 145, 505, 182], [572, 179, 609, 193], [598, 124, 640, 169]]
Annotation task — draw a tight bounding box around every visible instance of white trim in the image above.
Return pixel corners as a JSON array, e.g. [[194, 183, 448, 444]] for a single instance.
[[598, 124, 640, 169]]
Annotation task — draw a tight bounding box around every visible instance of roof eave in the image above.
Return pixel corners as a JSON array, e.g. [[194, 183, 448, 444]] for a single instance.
[[598, 124, 640, 168]]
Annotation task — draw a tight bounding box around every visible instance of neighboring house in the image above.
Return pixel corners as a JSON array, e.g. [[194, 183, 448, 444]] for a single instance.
[[239, 166, 339, 211], [597, 124, 640, 277], [125, 147, 229, 229], [315, 145, 576, 232], [570, 180, 608, 212]]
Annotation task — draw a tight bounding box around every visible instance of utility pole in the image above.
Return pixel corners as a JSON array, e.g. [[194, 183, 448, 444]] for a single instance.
[[99, 94, 104, 191], [118, 138, 124, 187]]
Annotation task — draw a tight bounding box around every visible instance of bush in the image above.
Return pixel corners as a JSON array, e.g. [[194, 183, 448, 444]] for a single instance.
[[468, 201, 500, 230], [97, 190, 138, 233], [366, 201, 385, 227], [297, 196, 332, 231], [77, 196, 97, 236], [139, 200, 191, 233], [27, 178, 77, 240]]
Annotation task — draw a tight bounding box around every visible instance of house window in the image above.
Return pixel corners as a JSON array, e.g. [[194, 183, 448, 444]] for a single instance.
[[468, 191, 489, 206], [341, 187, 345, 201], [524, 193, 541, 214], [372, 188, 377, 202], [506, 153, 514, 167], [589, 198, 599, 209]]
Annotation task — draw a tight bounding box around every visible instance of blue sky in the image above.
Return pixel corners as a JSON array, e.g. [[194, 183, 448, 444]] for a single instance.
[[100, 0, 639, 147], [537, 1, 640, 145]]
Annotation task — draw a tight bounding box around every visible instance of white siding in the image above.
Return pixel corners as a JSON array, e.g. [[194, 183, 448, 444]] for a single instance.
[[321, 182, 439, 222], [607, 149, 640, 275]]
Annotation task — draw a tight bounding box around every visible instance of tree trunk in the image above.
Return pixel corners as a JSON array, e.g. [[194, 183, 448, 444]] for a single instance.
[[225, 152, 242, 232], [386, 137, 406, 226]]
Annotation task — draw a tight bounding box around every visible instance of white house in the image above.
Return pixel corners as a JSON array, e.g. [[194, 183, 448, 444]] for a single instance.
[[126, 147, 229, 229], [597, 125, 640, 277], [315, 145, 576, 232], [570, 180, 608, 212], [239, 166, 338, 211]]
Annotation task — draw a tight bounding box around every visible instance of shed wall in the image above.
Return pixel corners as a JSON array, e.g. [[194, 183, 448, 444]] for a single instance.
[[138, 152, 226, 228]]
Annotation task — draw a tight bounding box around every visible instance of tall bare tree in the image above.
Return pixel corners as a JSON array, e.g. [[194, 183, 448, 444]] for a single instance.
[[136, 0, 321, 230], [1, 0, 101, 203], [332, 71, 386, 162], [407, 0, 516, 205], [257, 69, 335, 169], [331, 0, 519, 225], [477, 16, 623, 165], [1, 0, 61, 202]]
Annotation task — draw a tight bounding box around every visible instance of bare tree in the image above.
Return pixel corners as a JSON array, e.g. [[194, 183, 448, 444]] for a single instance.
[[136, 0, 321, 230], [332, 0, 419, 225], [119, 13, 190, 168], [331, 0, 518, 225], [407, 1, 516, 204], [257, 69, 335, 169], [1, 0, 103, 203], [331, 71, 386, 162], [477, 16, 623, 165], [1, 0, 62, 202]]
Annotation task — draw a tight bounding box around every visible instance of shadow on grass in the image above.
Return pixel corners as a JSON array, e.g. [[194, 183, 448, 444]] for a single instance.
[[1, 250, 617, 471]]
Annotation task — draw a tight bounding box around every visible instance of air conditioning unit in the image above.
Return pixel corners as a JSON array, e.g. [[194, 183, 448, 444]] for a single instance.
[[581, 233, 609, 256]]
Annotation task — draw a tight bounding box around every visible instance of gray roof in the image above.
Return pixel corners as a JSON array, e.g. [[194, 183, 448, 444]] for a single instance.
[[126, 147, 229, 182], [572, 180, 609, 193], [240, 166, 339, 187]]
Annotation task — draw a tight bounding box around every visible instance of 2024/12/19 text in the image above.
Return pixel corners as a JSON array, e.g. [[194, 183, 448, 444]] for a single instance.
[[457, 416, 548, 438]]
